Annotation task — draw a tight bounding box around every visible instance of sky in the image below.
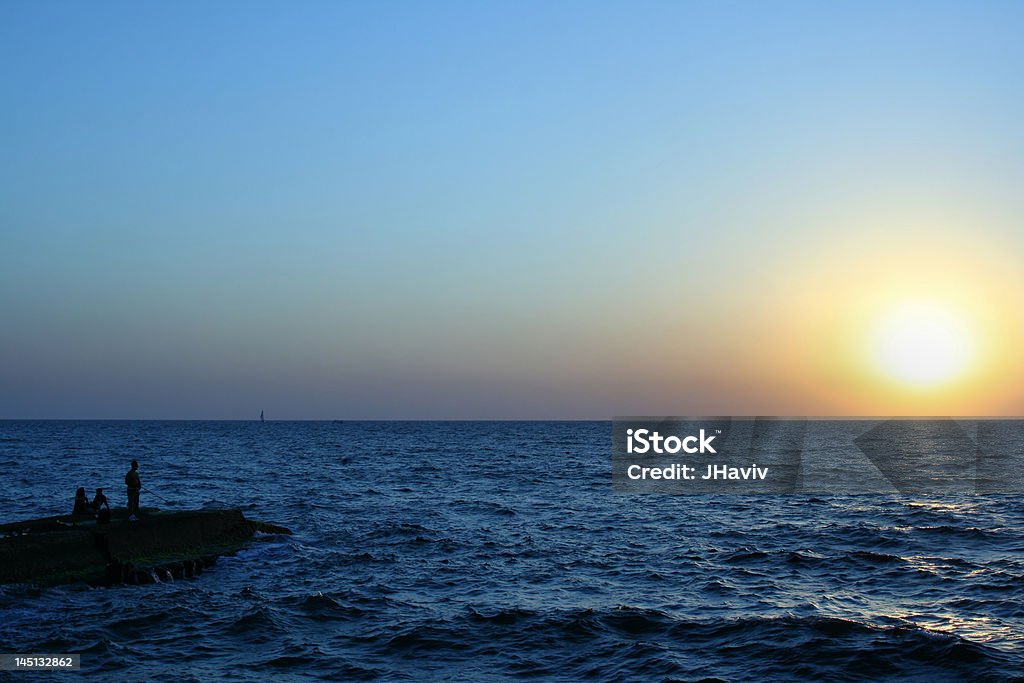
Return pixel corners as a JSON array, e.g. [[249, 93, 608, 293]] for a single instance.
[[2, 1, 1024, 419]]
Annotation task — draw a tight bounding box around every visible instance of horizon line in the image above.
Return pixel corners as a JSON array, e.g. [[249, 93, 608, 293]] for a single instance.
[[4, 416, 1024, 422]]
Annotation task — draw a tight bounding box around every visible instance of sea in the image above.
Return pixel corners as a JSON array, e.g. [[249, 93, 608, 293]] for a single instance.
[[0, 420, 1021, 682]]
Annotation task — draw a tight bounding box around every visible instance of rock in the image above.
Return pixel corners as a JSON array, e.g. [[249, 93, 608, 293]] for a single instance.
[[0, 509, 291, 586]]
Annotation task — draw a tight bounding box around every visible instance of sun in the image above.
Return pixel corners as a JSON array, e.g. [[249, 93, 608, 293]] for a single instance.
[[870, 300, 975, 386]]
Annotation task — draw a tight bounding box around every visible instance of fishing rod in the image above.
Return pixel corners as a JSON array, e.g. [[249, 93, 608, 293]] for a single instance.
[[142, 487, 174, 506], [100, 485, 170, 504]]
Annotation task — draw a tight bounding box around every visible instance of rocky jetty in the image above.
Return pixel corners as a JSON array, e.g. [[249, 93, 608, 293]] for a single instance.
[[0, 508, 291, 586]]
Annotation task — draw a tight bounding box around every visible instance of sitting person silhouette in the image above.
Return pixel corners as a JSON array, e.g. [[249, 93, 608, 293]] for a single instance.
[[73, 487, 90, 515], [91, 488, 111, 523], [91, 488, 109, 512]]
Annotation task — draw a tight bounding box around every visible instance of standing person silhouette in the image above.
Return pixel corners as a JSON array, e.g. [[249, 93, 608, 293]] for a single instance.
[[125, 460, 142, 520]]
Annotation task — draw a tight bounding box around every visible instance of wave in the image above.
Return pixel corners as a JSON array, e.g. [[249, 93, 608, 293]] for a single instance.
[[372, 607, 1021, 681]]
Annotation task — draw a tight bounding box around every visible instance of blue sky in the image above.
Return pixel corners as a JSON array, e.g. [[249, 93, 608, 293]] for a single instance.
[[2, 1, 1024, 418]]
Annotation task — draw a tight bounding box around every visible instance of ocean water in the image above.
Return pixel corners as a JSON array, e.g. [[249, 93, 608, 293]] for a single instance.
[[0, 420, 1021, 682]]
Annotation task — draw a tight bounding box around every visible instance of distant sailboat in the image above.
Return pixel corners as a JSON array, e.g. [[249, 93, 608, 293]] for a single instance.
[[260, 410, 265, 423]]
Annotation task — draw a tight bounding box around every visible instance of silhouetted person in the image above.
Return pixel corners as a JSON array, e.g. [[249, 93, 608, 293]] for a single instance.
[[73, 487, 90, 515], [125, 460, 142, 520], [91, 487, 109, 512], [92, 487, 111, 524]]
